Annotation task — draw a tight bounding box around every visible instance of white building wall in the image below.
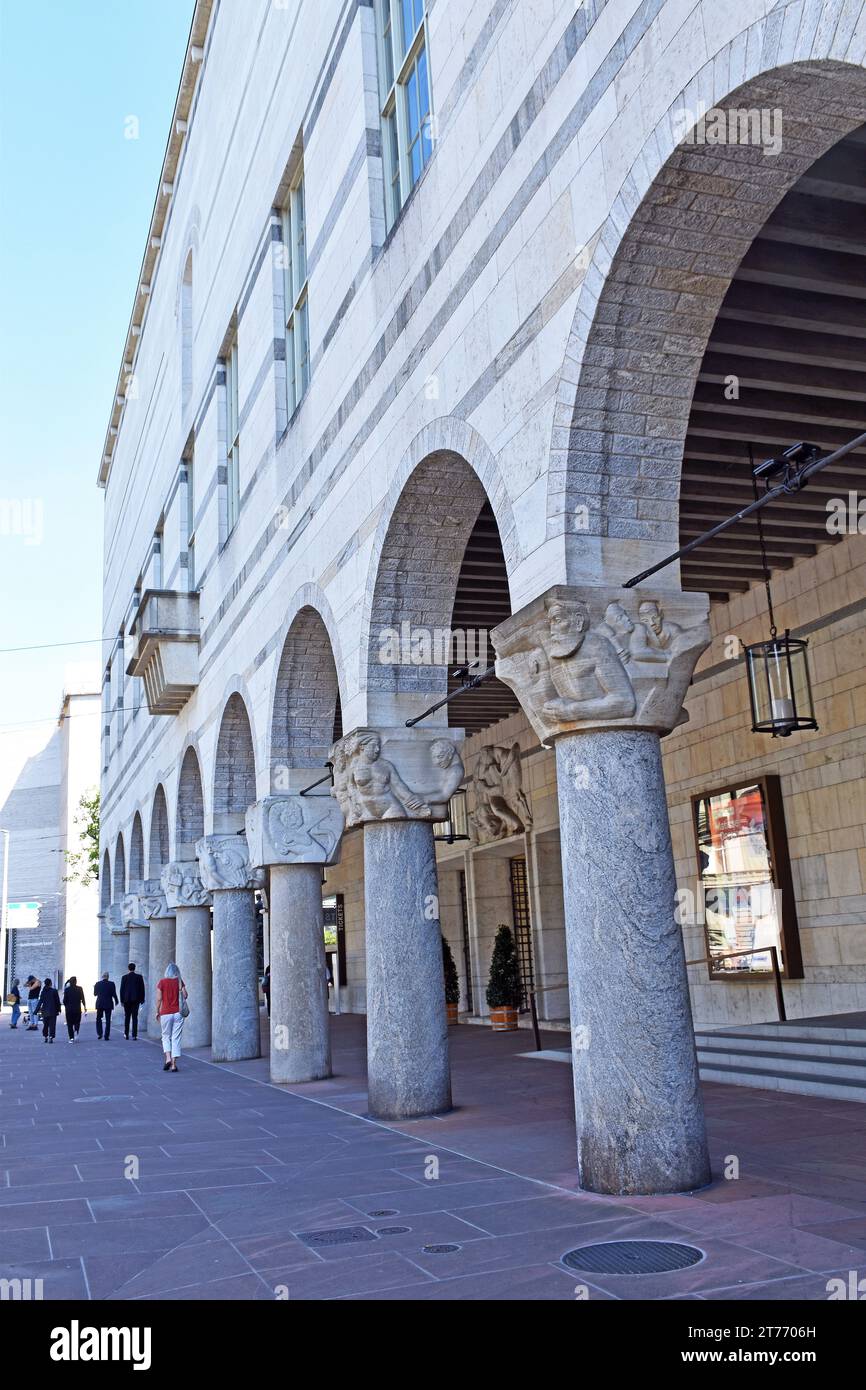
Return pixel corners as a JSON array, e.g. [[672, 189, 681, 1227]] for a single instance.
[[98, 0, 866, 1003]]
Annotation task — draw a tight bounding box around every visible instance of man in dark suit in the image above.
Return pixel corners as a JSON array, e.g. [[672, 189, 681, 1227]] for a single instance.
[[93, 972, 119, 1040], [120, 962, 146, 1040]]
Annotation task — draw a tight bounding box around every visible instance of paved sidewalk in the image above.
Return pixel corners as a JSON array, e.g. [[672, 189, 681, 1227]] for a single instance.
[[1, 1011, 865, 1301]]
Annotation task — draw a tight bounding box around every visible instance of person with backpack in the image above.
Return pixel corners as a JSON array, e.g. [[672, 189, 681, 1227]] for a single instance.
[[37, 978, 61, 1042]]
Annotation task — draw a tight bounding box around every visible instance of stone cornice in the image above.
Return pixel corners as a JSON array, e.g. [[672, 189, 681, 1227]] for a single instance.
[[97, 0, 214, 490]]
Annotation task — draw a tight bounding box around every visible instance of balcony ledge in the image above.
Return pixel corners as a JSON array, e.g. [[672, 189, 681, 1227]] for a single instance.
[[126, 589, 200, 715]]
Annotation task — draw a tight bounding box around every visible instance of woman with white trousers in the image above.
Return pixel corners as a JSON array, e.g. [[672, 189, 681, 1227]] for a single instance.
[[155, 961, 187, 1073]]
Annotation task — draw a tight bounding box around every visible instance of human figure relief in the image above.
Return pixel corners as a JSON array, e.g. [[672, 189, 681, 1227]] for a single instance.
[[470, 743, 532, 841], [541, 596, 635, 724], [330, 736, 363, 823], [267, 797, 341, 861], [331, 730, 428, 822], [409, 737, 465, 807], [497, 742, 532, 830], [636, 600, 682, 660]]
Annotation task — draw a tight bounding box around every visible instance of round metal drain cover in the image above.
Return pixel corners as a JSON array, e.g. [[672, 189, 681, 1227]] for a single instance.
[[367, 1209, 398, 1217], [562, 1240, 703, 1275], [376, 1226, 410, 1235], [422, 1243, 461, 1254]]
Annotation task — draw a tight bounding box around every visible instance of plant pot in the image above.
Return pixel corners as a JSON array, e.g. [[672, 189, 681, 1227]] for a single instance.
[[446, 1003, 458, 1025], [489, 1005, 519, 1032]]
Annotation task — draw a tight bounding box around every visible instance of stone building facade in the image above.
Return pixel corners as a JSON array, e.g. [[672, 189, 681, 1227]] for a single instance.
[[1, 678, 100, 996], [98, 0, 866, 1193]]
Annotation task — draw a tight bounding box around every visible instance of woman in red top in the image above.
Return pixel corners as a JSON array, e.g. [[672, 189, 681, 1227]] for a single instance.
[[156, 961, 187, 1072]]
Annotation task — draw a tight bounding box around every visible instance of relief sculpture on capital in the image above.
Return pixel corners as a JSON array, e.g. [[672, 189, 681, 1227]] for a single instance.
[[491, 585, 711, 743], [329, 728, 465, 828]]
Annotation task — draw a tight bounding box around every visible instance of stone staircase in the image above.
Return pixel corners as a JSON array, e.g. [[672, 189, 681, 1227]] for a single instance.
[[695, 1020, 866, 1103]]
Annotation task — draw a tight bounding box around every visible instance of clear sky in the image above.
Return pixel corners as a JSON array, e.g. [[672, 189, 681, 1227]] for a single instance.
[[0, 0, 194, 734]]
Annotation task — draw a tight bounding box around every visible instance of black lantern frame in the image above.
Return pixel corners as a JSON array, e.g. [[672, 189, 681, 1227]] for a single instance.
[[745, 629, 818, 738]]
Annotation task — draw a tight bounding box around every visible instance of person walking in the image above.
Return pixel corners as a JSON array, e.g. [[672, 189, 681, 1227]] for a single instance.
[[156, 962, 187, 1073], [62, 976, 87, 1042], [37, 978, 61, 1043], [7, 978, 21, 1029], [26, 976, 41, 1029], [262, 965, 270, 1018], [119, 962, 146, 1040], [93, 972, 118, 1040]]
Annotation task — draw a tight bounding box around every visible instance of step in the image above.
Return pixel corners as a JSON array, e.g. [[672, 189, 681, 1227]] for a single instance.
[[698, 1059, 866, 1103], [695, 1032, 866, 1062], [698, 1022, 866, 1045], [696, 1044, 866, 1082]]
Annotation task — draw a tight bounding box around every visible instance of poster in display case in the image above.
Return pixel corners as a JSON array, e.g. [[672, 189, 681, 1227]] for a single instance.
[[691, 775, 803, 981]]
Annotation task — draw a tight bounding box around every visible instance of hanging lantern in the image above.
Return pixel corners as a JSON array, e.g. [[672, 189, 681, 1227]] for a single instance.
[[743, 444, 819, 739], [433, 789, 469, 843], [745, 630, 817, 737]]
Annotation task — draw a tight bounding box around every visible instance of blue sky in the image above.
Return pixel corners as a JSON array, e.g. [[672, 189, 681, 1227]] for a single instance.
[[0, 0, 193, 733]]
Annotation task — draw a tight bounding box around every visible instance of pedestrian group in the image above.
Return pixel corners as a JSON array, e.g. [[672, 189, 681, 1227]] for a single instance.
[[6, 961, 188, 1071]]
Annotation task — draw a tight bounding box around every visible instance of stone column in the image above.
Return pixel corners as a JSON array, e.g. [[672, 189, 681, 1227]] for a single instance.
[[162, 862, 213, 1050], [330, 726, 465, 1120], [110, 925, 129, 990], [493, 584, 713, 1196], [246, 790, 344, 1084], [196, 835, 263, 1062], [140, 882, 176, 1034], [122, 892, 149, 1033]]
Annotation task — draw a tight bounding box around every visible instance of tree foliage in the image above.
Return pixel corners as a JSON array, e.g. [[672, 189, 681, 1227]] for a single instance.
[[441, 934, 460, 1006], [486, 924, 522, 1009], [63, 788, 100, 887]]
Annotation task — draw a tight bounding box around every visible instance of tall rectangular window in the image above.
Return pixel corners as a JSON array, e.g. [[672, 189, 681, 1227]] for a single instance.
[[375, 0, 432, 228], [185, 452, 196, 590], [225, 338, 240, 533], [282, 169, 310, 417]]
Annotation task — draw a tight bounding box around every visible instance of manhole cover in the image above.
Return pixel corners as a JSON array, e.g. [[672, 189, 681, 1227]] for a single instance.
[[422, 1243, 461, 1254], [74, 1095, 133, 1104], [562, 1240, 703, 1275], [376, 1226, 410, 1235], [367, 1209, 398, 1217], [297, 1226, 377, 1248]]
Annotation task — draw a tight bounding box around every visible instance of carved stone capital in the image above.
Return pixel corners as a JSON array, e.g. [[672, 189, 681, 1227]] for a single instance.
[[195, 834, 265, 892], [469, 741, 533, 843], [106, 902, 123, 931], [161, 860, 213, 910], [328, 726, 465, 829], [139, 880, 170, 920], [120, 894, 141, 928], [246, 794, 344, 868], [491, 585, 710, 743]]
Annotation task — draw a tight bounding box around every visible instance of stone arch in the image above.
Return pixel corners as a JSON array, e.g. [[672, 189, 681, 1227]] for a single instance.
[[269, 598, 343, 781], [128, 812, 145, 888], [113, 833, 126, 900], [100, 849, 111, 912], [148, 784, 171, 879], [361, 419, 519, 713], [551, 52, 866, 583], [177, 744, 206, 852], [213, 692, 257, 831]]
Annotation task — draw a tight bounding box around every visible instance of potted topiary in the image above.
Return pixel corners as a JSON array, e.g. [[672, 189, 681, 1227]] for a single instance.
[[486, 924, 522, 1031], [442, 935, 460, 1024]]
